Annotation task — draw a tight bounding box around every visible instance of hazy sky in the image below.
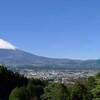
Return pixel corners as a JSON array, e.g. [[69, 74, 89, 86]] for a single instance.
[[0, 0, 100, 59]]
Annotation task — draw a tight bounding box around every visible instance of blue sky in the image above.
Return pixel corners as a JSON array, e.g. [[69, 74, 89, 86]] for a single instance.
[[0, 0, 100, 59]]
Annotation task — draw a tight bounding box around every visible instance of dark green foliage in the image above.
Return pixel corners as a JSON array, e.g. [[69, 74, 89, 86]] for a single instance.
[[42, 83, 69, 100], [91, 85, 100, 100], [9, 87, 30, 100], [0, 65, 45, 100], [70, 82, 92, 100], [28, 78, 48, 87], [85, 76, 96, 90], [1, 65, 100, 100], [27, 79, 44, 100], [27, 83, 37, 98], [0, 65, 28, 100], [96, 72, 100, 78]]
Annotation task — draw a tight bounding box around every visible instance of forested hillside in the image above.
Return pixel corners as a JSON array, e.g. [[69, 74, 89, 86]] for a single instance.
[[0, 65, 100, 100]]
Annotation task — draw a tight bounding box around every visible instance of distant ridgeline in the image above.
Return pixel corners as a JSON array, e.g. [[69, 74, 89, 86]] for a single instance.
[[0, 39, 100, 69], [0, 49, 100, 70]]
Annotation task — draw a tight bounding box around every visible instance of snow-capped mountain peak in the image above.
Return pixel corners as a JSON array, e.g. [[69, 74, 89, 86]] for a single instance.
[[0, 39, 16, 50]]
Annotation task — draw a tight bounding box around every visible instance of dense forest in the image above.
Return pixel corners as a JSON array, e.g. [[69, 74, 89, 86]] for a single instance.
[[0, 65, 100, 100]]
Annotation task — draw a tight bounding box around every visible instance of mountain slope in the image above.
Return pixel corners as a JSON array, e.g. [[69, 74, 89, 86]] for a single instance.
[[0, 49, 100, 69], [0, 39, 100, 69], [0, 49, 81, 67]]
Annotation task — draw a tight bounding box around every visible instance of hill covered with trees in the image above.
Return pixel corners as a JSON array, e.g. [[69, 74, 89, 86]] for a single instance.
[[0, 65, 100, 100]]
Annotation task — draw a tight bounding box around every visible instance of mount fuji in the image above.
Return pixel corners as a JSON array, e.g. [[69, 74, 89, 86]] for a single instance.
[[0, 39, 100, 69]]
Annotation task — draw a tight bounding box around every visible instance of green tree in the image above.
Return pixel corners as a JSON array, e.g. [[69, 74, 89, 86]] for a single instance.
[[96, 72, 100, 79], [0, 65, 28, 99], [27, 79, 44, 100], [9, 87, 30, 100], [70, 82, 92, 100], [27, 82, 37, 100], [42, 83, 69, 100], [85, 76, 96, 90], [91, 85, 100, 100]]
